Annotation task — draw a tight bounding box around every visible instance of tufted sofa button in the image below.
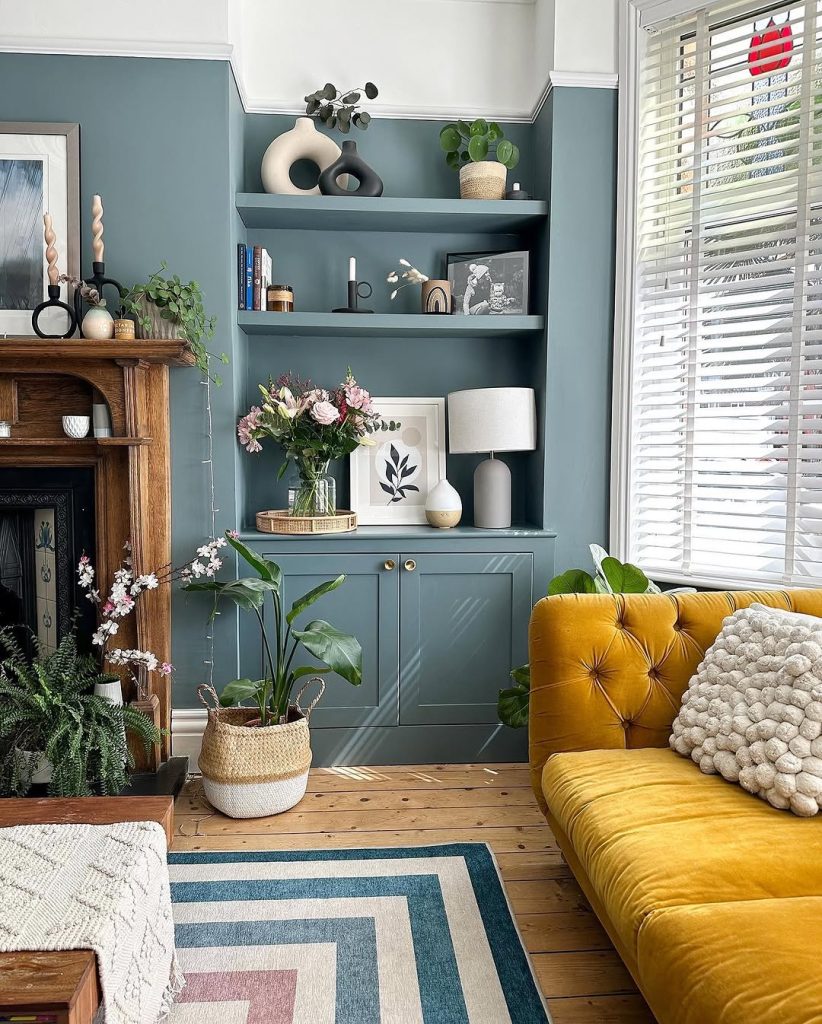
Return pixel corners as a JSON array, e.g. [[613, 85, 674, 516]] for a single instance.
[[649, 667, 660, 681], [673, 621, 682, 632]]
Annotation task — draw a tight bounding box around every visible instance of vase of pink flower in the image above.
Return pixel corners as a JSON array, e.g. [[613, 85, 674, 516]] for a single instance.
[[238, 369, 398, 524]]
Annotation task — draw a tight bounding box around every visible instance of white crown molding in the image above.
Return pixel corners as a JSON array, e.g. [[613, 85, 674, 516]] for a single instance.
[[1, 40, 617, 124], [0, 36, 234, 61], [548, 70, 620, 89], [172, 707, 207, 767], [240, 97, 537, 123]]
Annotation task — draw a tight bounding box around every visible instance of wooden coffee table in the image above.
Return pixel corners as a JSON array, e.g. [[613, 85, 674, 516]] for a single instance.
[[0, 797, 174, 1022]]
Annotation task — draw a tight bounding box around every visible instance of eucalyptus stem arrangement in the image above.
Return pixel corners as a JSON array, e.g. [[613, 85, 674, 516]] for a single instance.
[[305, 81, 379, 133]]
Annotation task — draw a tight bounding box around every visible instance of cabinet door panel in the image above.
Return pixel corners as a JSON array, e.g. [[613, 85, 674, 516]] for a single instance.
[[239, 553, 399, 728], [399, 552, 532, 725]]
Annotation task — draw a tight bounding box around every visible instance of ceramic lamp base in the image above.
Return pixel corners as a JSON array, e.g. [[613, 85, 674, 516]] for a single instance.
[[474, 456, 511, 529]]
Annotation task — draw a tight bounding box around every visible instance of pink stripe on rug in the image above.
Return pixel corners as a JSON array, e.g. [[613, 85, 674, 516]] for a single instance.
[[177, 970, 298, 1023]]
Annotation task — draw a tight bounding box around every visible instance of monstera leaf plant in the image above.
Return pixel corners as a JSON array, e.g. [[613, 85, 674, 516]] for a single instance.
[[184, 532, 361, 725], [497, 545, 664, 729]]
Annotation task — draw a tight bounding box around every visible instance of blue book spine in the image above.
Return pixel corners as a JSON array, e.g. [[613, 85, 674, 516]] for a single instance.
[[245, 247, 253, 310], [237, 243, 246, 310]]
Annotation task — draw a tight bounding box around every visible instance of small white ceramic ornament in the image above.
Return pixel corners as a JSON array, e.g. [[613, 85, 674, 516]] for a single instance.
[[82, 304, 114, 340], [425, 478, 462, 529], [62, 415, 90, 438]]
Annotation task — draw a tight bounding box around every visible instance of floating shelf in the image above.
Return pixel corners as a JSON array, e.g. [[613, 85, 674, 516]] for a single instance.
[[239, 524, 555, 542], [236, 193, 548, 234], [238, 312, 544, 338]]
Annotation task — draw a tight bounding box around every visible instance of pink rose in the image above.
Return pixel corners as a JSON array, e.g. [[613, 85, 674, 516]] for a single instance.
[[311, 401, 340, 426]]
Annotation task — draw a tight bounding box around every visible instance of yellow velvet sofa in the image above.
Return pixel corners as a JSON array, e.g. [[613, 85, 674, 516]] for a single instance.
[[529, 589, 822, 1024]]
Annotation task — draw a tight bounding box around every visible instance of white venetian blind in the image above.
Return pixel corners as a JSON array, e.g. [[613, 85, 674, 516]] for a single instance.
[[629, 0, 822, 585]]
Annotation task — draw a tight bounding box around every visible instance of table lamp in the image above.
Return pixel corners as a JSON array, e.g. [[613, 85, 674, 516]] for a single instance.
[[447, 387, 537, 529]]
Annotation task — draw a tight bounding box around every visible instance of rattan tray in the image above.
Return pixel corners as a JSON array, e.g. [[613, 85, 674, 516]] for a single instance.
[[255, 509, 358, 535]]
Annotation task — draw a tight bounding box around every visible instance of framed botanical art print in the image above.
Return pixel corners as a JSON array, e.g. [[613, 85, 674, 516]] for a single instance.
[[350, 398, 447, 525], [0, 123, 80, 336]]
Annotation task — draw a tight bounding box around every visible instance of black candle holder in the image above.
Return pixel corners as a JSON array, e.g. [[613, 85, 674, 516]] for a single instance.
[[333, 279, 374, 314], [31, 284, 78, 339], [73, 261, 124, 337]]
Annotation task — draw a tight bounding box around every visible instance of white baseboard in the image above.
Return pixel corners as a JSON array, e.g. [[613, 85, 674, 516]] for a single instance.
[[172, 708, 207, 769]]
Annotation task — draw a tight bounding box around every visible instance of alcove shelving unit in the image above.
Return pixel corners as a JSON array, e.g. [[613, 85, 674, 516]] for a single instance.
[[233, 190, 554, 765]]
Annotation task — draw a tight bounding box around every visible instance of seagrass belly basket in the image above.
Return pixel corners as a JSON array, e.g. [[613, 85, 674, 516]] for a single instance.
[[197, 682, 323, 818]]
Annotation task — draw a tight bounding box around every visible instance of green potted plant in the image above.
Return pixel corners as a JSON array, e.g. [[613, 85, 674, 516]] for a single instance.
[[440, 119, 521, 200], [122, 262, 228, 383], [183, 530, 363, 817], [497, 545, 691, 728], [0, 626, 161, 797]]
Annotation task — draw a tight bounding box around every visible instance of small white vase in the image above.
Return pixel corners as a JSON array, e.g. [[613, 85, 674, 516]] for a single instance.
[[94, 679, 124, 705], [425, 478, 463, 529], [261, 117, 346, 196], [62, 415, 90, 438], [82, 305, 115, 340]]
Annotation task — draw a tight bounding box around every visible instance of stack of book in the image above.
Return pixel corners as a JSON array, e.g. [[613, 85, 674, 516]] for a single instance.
[[237, 244, 273, 311]]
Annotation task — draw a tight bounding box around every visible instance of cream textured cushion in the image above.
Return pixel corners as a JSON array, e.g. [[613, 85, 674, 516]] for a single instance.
[[670, 604, 822, 816]]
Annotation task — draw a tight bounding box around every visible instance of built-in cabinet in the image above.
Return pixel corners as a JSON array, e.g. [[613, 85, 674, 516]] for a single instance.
[[238, 530, 553, 764], [233, 193, 555, 765]]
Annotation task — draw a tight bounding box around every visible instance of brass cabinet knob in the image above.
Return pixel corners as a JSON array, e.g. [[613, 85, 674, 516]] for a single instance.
[[383, 559, 396, 571], [404, 559, 417, 572]]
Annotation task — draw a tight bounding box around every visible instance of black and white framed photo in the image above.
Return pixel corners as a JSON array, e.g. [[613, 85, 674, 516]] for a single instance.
[[0, 123, 80, 336], [350, 398, 447, 525], [446, 250, 529, 315]]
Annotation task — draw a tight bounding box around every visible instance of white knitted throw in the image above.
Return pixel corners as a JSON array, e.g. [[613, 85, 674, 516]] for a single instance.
[[670, 605, 822, 817], [0, 821, 184, 1023]]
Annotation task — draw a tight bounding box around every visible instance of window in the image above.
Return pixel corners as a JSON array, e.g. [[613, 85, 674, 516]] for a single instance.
[[619, 0, 822, 586]]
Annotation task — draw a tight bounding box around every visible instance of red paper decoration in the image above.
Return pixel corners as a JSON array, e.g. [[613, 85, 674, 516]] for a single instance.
[[748, 17, 793, 77]]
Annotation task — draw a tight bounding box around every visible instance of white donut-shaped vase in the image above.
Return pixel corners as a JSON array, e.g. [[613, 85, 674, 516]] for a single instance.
[[261, 117, 347, 196]]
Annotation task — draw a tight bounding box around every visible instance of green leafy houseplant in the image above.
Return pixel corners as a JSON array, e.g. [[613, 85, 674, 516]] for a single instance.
[[0, 627, 160, 797], [122, 262, 227, 383], [183, 531, 362, 725], [305, 81, 379, 133], [497, 545, 666, 729], [439, 119, 520, 172]]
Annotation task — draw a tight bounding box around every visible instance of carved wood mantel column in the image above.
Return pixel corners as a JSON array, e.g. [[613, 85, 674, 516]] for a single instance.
[[0, 339, 194, 761]]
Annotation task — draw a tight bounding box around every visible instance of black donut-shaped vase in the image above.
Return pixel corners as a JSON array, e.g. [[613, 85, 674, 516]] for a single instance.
[[319, 141, 384, 198]]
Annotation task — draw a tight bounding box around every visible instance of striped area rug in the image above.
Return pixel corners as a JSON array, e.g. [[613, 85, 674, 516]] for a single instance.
[[167, 843, 550, 1024]]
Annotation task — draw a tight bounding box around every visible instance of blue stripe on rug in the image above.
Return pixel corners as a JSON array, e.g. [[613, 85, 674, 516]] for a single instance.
[[169, 843, 550, 1024], [172, 874, 469, 1024], [175, 917, 378, 1024]]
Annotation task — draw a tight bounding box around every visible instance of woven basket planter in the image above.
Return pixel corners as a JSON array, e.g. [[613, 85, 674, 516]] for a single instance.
[[197, 681, 324, 818], [459, 161, 507, 200]]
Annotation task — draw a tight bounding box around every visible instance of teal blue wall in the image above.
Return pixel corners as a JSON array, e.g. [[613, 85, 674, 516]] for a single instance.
[[0, 54, 243, 696], [0, 52, 617, 705], [537, 88, 617, 574]]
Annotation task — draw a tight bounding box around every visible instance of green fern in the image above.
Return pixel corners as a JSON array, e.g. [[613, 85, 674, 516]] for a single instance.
[[0, 626, 161, 797]]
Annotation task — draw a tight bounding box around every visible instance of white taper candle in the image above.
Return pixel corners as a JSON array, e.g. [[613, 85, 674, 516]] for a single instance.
[[349, 257, 356, 282], [43, 213, 59, 286], [91, 194, 104, 262]]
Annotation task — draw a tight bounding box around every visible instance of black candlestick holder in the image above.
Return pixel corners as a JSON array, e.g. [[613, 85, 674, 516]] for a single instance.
[[73, 260, 124, 336], [32, 284, 78, 339], [333, 279, 374, 314]]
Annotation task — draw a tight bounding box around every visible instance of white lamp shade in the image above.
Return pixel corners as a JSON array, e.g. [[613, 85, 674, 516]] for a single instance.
[[447, 387, 537, 454]]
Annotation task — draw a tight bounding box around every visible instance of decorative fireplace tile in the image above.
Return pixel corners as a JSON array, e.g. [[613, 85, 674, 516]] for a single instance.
[[36, 595, 56, 654], [34, 509, 56, 652]]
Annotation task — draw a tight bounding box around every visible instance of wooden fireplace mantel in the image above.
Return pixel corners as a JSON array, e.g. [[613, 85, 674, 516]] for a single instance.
[[0, 337, 194, 760]]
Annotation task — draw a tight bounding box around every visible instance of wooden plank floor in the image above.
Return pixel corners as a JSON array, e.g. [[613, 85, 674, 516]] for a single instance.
[[174, 762, 656, 1024]]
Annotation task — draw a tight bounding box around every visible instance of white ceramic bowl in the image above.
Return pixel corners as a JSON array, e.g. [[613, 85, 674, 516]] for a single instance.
[[62, 415, 90, 439]]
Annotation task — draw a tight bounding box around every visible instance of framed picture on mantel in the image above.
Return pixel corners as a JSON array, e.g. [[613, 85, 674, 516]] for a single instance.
[[0, 122, 80, 337], [350, 397, 447, 525]]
